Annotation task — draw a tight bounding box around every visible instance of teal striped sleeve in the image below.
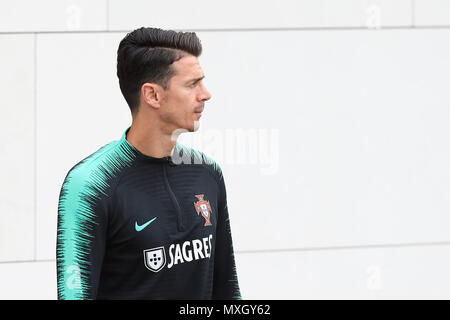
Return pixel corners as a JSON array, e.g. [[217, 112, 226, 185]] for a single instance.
[[56, 163, 108, 300], [56, 141, 136, 299]]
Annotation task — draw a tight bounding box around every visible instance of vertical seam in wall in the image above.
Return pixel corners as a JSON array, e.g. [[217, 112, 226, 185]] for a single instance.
[[106, 0, 110, 31], [33, 32, 37, 261]]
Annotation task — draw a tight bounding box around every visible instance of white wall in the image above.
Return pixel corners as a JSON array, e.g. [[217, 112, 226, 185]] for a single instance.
[[1, 0, 450, 300]]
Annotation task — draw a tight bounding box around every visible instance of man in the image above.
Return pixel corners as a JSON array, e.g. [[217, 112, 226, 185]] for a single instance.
[[56, 27, 241, 300]]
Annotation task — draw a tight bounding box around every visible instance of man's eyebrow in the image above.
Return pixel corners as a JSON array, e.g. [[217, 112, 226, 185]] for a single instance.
[[187, 75, 205, 84]]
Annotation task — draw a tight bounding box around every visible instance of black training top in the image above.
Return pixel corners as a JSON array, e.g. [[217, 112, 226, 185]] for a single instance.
[[56, 126, 241, 300]]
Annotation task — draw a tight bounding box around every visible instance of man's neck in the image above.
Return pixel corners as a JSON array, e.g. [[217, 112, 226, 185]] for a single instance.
[[126, 119, 177, 159]]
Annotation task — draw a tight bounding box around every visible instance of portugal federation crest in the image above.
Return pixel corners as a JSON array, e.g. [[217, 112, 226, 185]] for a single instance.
[[193, 194, 213, 226]]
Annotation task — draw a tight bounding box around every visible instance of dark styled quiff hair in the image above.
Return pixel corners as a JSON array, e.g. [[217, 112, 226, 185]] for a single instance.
[[117, 27, 203, 114]]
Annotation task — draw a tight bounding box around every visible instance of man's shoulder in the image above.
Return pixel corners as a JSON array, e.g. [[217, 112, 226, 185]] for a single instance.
[[61, 139, 135, 195], [65, 140, 118, 178]]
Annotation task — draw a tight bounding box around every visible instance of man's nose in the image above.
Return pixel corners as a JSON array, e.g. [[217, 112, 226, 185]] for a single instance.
[[199, 84, 212, 101]]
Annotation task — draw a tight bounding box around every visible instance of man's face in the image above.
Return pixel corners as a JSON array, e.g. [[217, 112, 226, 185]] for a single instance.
[[159, 55, 212, 134]]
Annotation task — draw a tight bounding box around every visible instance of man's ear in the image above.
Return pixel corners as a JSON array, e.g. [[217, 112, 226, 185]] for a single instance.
[[141, 83, 163, 109]]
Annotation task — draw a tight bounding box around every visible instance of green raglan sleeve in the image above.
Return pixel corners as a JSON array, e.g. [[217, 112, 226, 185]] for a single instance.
[[212, 166, 242, 300], [56, 165, 108, 300]]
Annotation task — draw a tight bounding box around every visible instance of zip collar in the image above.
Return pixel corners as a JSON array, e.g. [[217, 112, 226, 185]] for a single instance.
[[120, 126, 184, 230]]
